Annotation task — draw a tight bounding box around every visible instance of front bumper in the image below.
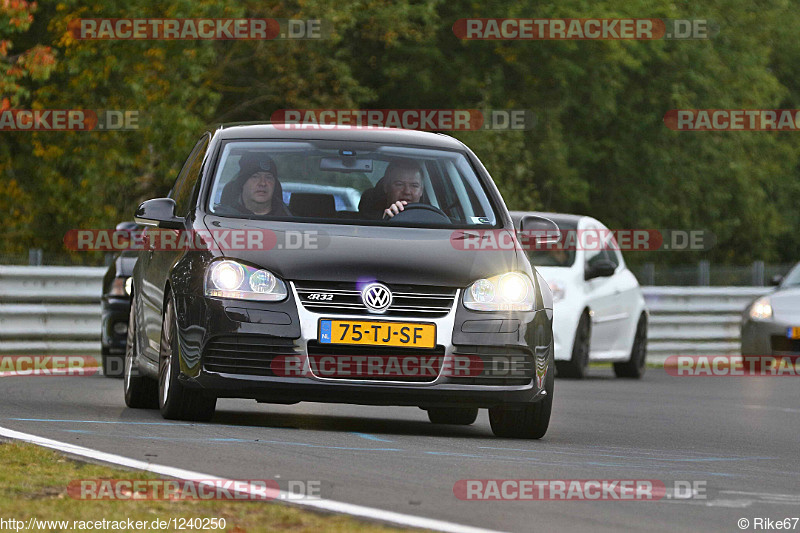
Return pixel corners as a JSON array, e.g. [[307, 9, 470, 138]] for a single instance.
[[741, 318, 800, 356], [172, 283, 553, 408]]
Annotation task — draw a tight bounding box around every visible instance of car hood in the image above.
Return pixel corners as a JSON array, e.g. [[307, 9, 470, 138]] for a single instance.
[[771, 287, 800, 321], [203, 215, 521, 287]]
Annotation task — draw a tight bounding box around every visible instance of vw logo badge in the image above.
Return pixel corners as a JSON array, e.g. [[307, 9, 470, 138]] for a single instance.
[[361, 283, 392, 314]]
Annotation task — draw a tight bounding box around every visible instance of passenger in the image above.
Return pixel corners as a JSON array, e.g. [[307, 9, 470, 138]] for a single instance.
[[224, 153, 290, 216]]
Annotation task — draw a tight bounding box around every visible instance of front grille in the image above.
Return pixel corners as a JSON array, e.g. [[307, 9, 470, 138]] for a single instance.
[[203, 335, 299, 376], [449, 345, 534, 386], [771, 335, 800, 354], [306, 341, 445, 382], [294, 281, 456, 318]]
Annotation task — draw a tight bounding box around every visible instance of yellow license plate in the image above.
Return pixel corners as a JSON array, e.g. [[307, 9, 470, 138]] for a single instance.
[[319, 319, 436, 349], [788, 327, 800, 339]]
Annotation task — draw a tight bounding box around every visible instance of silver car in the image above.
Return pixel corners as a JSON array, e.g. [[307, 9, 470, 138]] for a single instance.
[[741, 262, 800, 356]]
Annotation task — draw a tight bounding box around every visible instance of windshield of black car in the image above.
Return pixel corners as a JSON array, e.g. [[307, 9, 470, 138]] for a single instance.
[[206, 140, 498, 227]]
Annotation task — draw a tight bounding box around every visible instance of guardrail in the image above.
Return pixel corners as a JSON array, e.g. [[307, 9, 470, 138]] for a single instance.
[[0, 266, 773, 359], [0, 266, 105, 354], [643, 286, 770, 358]]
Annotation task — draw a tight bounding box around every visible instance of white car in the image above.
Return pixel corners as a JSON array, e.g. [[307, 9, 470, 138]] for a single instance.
[[512, 211, 648, 379]]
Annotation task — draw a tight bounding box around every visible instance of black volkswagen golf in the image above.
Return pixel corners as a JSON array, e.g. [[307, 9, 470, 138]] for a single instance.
[[125, 124, 556, 439]]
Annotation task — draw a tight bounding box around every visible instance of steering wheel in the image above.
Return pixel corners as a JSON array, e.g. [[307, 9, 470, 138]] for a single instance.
[[383, 203, 451, 224]]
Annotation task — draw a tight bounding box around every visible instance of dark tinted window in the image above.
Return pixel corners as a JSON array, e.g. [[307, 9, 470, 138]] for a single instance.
[[171, 136, 209, 215]]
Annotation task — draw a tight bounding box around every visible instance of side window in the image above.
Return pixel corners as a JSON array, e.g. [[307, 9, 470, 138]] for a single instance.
[[171, 136, 210, 216], [584, 226, 604, 268], [603, 233, 620, 268], [604, 248, 620, 268]]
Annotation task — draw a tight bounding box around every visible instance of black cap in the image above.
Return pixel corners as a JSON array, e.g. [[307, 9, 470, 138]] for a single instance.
[[238, 152, 278, 179]]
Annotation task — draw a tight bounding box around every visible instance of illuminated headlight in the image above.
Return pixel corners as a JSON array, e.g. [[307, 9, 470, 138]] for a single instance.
[[110, 277, 131, 297], [548, 280, 565, 302], [464, 272, 535, 311], [205, 261, 287, 301], [749, 296, 772, 320]]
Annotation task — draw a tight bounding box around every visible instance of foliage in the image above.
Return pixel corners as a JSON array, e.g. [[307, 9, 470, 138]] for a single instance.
[[1, 0, 799, 265]]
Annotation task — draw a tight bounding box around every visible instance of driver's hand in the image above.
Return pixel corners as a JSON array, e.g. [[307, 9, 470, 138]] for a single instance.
[[383, 200, 408, 219]]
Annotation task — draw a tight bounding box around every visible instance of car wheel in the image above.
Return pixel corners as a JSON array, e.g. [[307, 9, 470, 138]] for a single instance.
[[123, 299, 158, 408], [613, 314, 647, 379], [102, 346, 123, 379], [489, 341, 554, 439], [158, 294, 216, 422], [427, 407, 479, 425], [556, 312, 590, 379]]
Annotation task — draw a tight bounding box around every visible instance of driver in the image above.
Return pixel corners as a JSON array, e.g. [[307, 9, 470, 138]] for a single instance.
[[382, 160, 423, 218]]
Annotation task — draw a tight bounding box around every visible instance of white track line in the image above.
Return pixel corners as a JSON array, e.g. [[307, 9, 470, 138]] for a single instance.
[[0, 425, 502, 533]]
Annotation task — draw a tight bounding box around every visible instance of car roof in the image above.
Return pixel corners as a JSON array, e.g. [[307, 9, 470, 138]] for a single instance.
[[215, 123, 466, 150]]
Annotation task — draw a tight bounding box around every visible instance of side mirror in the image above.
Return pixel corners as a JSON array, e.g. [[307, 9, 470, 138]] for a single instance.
[[585, 259, 617, 280], [770, 274, 784, 286], [518, 215, 561, 247], [115, 221, 139, 232], [134, 198, 185, 230]]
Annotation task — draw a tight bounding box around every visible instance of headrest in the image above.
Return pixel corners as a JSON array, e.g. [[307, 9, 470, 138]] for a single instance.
[[358, 177, 388, 213], [289, 193, 336, 218]]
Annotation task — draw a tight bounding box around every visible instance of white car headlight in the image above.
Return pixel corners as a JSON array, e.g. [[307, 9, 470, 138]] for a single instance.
[[548, 280, 565, 302], [205, 260, 287, 301], [464, 272, 535, 311], [749, 296, 772, 320]]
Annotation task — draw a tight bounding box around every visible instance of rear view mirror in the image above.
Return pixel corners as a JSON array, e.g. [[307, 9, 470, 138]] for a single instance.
[[320, 157, 373, 173], [518, 215, 561, 247], [770, 274, 784, 286], [134, 198, 185, 230]]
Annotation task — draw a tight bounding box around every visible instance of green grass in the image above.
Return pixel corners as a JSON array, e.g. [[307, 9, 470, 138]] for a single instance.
[[0, 441, 414, 532]]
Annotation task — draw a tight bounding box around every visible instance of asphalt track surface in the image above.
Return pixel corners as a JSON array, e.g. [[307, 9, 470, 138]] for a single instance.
[[1, 367, 798, 532]]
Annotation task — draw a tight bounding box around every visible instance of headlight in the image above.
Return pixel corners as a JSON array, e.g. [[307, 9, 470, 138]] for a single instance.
[[205, 261, 288, 301], [109, 277, 131, 297], [548, 280, 565, 302], [749, 296, 772, 320], [464, 272, 535, 311]]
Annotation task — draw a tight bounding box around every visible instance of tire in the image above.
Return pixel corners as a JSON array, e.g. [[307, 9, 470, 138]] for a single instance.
[[555, 312, 590, 379], [614, 314, 647, 379], [427, 407, 479, 425], [123, 298, 158, 408], [102, 346, 124, 378], [489, 342, 554, 439], [158, 294, 216, 422]]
